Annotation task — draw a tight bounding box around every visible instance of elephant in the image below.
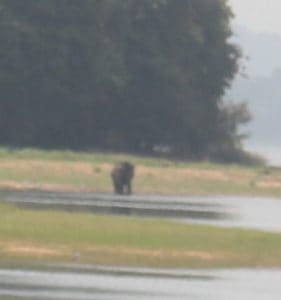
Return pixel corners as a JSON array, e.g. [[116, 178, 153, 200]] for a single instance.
[[111, 161, 134, 195]]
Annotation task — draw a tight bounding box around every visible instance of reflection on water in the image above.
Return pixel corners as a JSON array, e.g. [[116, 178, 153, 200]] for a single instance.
[[182, 195, 281, 232], [1, 190, 281, 232], [0, 192, 280, 299], [0, 266, 280, 300]]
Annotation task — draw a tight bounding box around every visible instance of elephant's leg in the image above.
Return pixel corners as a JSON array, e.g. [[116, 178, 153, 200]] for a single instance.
[[113, 180, 119, 194], [118, 184, 124, 194], [113, 177, 123, 194], [117, 180, 125, 194], [125, 182, 132, 195]]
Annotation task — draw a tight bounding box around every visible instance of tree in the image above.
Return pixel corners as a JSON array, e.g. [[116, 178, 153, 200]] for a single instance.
[[0, 0, 126, 148], [0, 0, 248, 162], [104, 0, 242, 158]]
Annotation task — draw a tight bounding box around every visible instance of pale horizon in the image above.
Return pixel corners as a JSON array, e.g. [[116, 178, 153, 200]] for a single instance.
[[228, 0, 281, 36]]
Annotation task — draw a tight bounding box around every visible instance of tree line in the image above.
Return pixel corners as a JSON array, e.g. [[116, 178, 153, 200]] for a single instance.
[[0, 0, 252, 162]]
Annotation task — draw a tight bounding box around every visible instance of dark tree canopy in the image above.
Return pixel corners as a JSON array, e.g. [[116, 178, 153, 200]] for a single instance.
[[0, 0, 248, 162]]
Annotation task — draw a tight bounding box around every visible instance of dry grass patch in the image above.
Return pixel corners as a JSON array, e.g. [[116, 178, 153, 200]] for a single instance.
[[136, 165, 229, 181], [0, 149, 280, 196], [1, 241, 64, 258], [0, 159, 93, 175], [85, 245, 225, 261]]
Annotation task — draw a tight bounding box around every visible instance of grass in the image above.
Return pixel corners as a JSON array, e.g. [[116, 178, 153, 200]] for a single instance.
[[0, 147, 280, 196], [0, 147, 280, 269], [0, 203, 280, 269]]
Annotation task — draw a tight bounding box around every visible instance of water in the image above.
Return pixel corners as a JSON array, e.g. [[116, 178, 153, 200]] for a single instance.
[[0, 266, 280, 299], [0, 191, 280, 299], [244, 143, 281, 166], [181, 195, 281, 232], [1, 190, 281, 232]]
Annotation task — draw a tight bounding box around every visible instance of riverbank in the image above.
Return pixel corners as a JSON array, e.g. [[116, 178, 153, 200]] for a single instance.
[[0, 147, 280, 197], [0, 203, 280, 269], [0, 148, 280, 269]]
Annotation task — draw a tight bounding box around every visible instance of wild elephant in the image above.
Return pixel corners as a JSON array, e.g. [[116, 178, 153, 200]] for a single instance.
[[111, 161, 134, 195]]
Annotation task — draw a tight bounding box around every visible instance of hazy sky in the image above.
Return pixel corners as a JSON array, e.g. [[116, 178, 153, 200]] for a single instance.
[[228, 0, 281, 35], [228, 1, 281, 165]]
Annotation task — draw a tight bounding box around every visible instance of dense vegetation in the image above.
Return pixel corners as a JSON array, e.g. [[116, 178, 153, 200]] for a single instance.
[[0, 0, 249, 162]]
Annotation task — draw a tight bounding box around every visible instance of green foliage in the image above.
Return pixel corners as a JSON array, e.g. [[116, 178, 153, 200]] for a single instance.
[[0, 0, 245, 161]]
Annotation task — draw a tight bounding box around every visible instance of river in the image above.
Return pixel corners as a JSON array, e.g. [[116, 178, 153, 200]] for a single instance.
[[1, 190, 281, 232], [0, 266, 280, 299], [0, 190, 280, 299]]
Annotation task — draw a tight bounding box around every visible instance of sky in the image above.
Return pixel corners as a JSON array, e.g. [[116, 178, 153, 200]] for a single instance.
[[228, 0, 281, 35], [228, 1, 281, 165], [227, 0, 281, 77]]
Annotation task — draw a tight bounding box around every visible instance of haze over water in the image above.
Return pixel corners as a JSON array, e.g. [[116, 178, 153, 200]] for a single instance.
[[228, 0, 281, 166]]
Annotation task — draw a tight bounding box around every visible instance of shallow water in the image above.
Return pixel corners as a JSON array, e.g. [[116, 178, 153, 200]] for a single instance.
[[0, 266, 280, 299], [180, 195, 281, 232], [1, 190, 281, 232], [0, 191, 280, 299]]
